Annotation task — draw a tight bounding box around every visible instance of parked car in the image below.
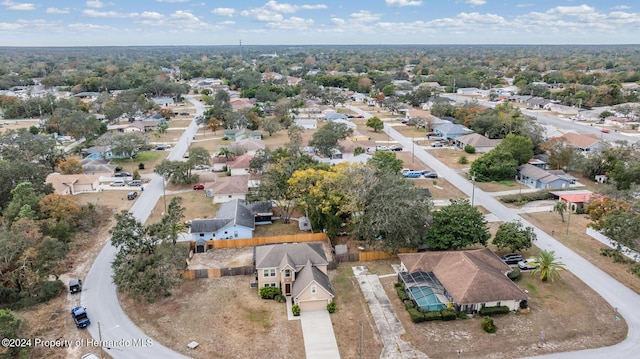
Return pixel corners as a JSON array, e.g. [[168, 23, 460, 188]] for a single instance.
[[114, 172, 131, 177], [601, 128, 610, 133], [194, 165, 210, 171], [389, 145, 403, 151], [401, 168, 414, 174], [71, 306, 91, 328], [419, 170, 432, 176], [518, 258, 539, 270], [69, 278, 82, 294], [127, 191, 138, 200], [375, 145, 389, 151], [423, 172, 439, 178], [356, 115, 364, 118], [500, 253, 524, 265], [128, 180, 142, 187], [431, 142, 445, 147], [179, 112, 189, 116], [193, 183, 205, 190], [403, 171, 422, 178], [110, 180, 126, 187]]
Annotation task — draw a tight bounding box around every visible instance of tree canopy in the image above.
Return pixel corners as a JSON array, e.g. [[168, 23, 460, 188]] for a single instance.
[[423, 199, 490, 250]]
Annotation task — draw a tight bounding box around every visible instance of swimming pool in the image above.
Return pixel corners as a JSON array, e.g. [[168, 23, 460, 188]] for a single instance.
[[86, 153, 102, 159], [409, 286, 447, 311]]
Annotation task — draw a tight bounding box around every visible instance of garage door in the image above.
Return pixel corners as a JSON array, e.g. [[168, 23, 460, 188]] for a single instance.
[[299, 300, 327, 312]]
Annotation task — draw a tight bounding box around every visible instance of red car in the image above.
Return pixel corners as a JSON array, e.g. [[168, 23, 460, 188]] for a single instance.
[[193, 183, 205, 190], [601, 128, 610, 133]]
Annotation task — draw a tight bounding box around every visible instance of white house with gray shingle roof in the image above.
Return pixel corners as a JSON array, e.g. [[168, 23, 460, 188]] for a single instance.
[[254, 242, 334, 311]]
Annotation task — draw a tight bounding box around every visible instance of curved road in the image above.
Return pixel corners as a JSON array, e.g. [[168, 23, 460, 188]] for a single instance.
[[82, 95, 204, 358], [348, 103, 639, 359]]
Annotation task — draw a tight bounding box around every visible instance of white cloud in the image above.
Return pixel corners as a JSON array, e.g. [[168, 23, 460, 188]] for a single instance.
[[157, 0, 189, 2], [86, 0, 104, 8], [46, 7, 70, 14], [82, 9, 132, 18], [613, 5, 630, 10], [240, 8, 283, 22], [218, 20, 235, 26], [140, 11, 164, 20], [331, 17, 345, 26], [266, 16, 313, 30], [212, 7, 235, 17], [68, 22, 114, 31], [350, 10, 382, 23], [465, 0, 486, 6], [2, 1, 36, 11], [0, 22, 23, 30], [265, 1, 327, 13], [385, 0, 422, 7]]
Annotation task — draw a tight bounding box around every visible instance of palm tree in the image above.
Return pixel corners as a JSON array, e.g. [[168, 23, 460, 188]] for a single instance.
[[532, 250, 566, 282], [217, 147, 235, 161], [553, 200, 567, 222]]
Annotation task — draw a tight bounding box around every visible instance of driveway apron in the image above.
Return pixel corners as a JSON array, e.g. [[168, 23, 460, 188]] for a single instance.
[[300, 310, 341, 359]]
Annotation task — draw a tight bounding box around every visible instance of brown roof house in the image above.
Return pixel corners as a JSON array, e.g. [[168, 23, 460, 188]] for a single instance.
[[454, 133, 502, 153], [560, 133, 606, 152], [46, 173, 101, 195], [206, 175, 249, 204], [398, 249, 528, 314], [254, 242, 334, 312], [227, 154, 253, 176]]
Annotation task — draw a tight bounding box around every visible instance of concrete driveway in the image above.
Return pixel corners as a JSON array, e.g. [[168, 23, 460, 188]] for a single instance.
[[299, 311, 341, 359]]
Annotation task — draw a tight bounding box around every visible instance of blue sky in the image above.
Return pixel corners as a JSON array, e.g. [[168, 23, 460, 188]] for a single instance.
[[1, 0, 639, 46]]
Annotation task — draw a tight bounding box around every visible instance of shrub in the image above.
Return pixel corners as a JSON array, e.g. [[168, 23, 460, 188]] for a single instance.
[[396, 287, 408, 301], [440, 308, 457, 321], [408, 308, 425, 323], [424, 311, 442, 321], [458, 155, 468, 164], [394, 282, 403, 288], [481, 316, 497, 333], [464, 145, 476, 154], [138, 163, 145, 170], [507, 269, 521, 281], [629, 264, 640, 279], [404, 300, 415, 310], [327, 302, 336, 313], [259, 286, 281, 299], [457, 311, 468, 319], [600, 248, 635, 264], [479, 306, 510, 316], [274, 294, 286, 303], [292, 305, 300, 316]]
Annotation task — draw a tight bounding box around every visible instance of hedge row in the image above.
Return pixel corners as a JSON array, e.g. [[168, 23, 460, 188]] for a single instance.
[[479, 306, 510, 316]]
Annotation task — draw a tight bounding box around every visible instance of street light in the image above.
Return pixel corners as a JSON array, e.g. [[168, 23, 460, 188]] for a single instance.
[[98, 321, 120, 359]]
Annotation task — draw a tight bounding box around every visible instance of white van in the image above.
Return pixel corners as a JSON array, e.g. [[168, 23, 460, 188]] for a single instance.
[[110, 179, 126, 187]]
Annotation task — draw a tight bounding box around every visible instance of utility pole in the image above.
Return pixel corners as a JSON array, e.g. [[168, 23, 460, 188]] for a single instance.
[[471, 172, 476, 207], [98, 321, 103, 359]]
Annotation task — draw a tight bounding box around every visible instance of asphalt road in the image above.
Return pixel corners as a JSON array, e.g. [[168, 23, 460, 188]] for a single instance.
[[82, 96, 204, 359]]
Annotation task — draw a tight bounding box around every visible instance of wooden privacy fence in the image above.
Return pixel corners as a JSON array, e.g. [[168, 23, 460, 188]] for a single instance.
[[183, 266, 254, 280], [337, 248, 417, 262], [206, 232, 328, 249]]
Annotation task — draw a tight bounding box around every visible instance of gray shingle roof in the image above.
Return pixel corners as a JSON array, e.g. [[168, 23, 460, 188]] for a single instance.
[[216, 199, 255, 229], [254, 242, 327, 269], [190, 218, 232, 233], [292, 259, 334, 299]]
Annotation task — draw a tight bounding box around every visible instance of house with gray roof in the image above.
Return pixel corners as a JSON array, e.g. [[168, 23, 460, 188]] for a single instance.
[[254, 242, 334, 311], [454, 133, 502, 153], [324, 111, 348, 121], [433, 122, 473, 140], [516, 164, 572, 190], [189, 199, 273, 250]]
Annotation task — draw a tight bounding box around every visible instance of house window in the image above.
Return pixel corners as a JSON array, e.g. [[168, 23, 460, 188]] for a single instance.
[[234, 230, 238, 238], [311, 285, 317, 294], [284, 269, 291, 278], [263, 283, 277, 288], [199, 233, 204, 237], [263, 269, 276, 277]]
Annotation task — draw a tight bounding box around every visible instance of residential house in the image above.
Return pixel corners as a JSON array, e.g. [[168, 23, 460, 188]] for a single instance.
[[560, 133, 606, 152], [338, 139, 377, 154], [224, 128, 262, 141], [324, 111, 348, 122], [80, 158, 117, 174], [454, 133, 502, 153], [189, 199, 271, 246], [516, 164, 572, 190], [45, 173, 101, 195], [398, 249, 528, 313], [254, 242, 334, 311], [206, 175, 249, 204], [227, 154, 253, 176], [81, 145, 133, 160], [456, 88, 480, 95], [293, 119, 318, 130], [432, 122, 473, 140], [551, 190, 593, 213], [228, 139, 266, 156], [230, 98, 255, 111]]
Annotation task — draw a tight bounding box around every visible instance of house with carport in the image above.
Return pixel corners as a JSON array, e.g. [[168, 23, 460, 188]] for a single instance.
[[560, 133, 606, 153], [254, 242, 334, 312], [398, 249, 528, 313], [46, 173, 101, 195]]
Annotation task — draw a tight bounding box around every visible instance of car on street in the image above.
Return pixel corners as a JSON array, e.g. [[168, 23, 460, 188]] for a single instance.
[[193, 183, 205, 190], [403, 171, 422, 178], [601, 128, 610, 133], [500, 253, 524, 265], [71, 306, 91, 328], [518, 258, 539, 270], [431, 142, 445, 147], [423, 172, 439, 178]]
